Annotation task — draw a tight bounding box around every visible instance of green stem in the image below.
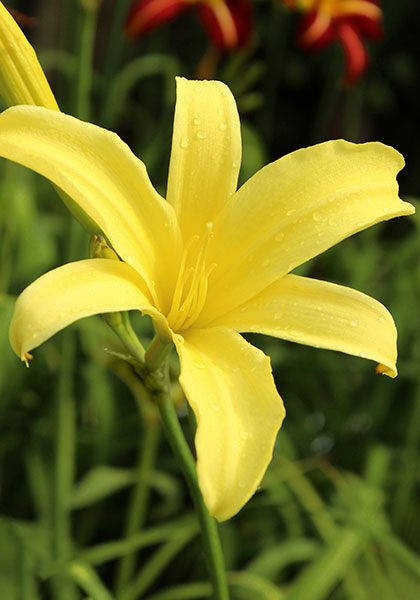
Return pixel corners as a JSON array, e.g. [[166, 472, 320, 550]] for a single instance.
[[115, 418, 161, 595], [53, 329, 77, 600], [152, 369, 229, 600]]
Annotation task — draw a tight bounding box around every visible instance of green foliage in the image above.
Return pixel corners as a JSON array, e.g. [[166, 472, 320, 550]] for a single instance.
[[1, 0, 419, 598]]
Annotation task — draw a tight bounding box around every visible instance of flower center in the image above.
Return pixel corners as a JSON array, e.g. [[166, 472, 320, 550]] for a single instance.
[[166, 222, 216, 331]]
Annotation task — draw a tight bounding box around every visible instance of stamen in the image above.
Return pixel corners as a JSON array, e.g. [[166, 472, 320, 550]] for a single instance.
[[167, 223, 214, 331], [166, 235, 199, 326]]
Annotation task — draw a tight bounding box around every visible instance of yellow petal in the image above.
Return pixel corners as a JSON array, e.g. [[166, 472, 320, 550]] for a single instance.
[[9, 258, 162, 360], [166, 77, 241, 241], [0, 3, 58, 109], [0, 106, 181, 310], [207, 273, 398, 378], [203, 140, 414, 322], [172, 328, 285, 521]]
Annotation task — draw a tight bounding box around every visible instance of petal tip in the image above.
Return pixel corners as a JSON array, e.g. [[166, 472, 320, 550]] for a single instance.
[[375, 362, 397, 378]]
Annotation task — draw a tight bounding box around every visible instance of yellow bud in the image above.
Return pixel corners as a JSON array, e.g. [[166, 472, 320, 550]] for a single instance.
[[0, 2, 58, 109]]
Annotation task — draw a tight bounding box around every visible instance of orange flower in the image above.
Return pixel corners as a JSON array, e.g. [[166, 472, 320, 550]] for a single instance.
[[125, 0, 252, 51], [283, 0, 383, 84]]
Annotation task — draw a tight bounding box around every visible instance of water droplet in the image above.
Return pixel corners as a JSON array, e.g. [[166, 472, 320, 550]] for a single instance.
[[290, 330, 305, 338], [313, 212, 323, 222], [31, 331, 39, 340], [195, 85, 203, 93], [192, 361, 206, 369], [232, 159, 240, 168], [211, 152, 218, 160], [286, 208, 296, 217], [359, 351, 367, 358], [185, 95, 192, 102], [222, 89, 229, 97], [328, 217, 337, 226], [337, 344, 347, 351], [350, 320, 358, 327], [218, 108, 225, 116], [71, 307, 79, 314], [378, 316, 385, 323], [317, 305, 323, 311], [196, 131, 207, 139], [164, 222, 169, 228], [219, 123, 227, 132], [180, 135, 189, 149], [240, 430, 249, 440], [193, 117, 201, 125], [275, 231, 285, 242], [59, 312, 67, 319], [366, 196, 372, 202], [71, 275, 78, 281], [238, 480, 246, 489], [263, 259, 270, 267]]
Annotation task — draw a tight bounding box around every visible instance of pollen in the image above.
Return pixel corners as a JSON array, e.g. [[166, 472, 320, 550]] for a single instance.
[[166, 222, 216, 331]]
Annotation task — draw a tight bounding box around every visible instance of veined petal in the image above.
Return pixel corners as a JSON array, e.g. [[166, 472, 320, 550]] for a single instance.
[[125, 0, 189, 38], [207, 273, 398, 377], [0, 2, 58, 109], [202, 140, 414, 323], [337, 21, 368, 84], [9, 259, 162, 361], [166, 77, 241, 241], [0, 106, 182, 311], [172, 328, 285, 520], [197, 0, 253, 51]]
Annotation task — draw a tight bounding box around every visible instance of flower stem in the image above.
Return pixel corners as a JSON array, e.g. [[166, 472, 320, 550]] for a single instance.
[[115, 415, 161, 595], [150, 367, 229, 600]]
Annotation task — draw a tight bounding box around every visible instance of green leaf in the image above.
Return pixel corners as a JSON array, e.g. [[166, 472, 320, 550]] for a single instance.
[[69, 466, 136, 509]]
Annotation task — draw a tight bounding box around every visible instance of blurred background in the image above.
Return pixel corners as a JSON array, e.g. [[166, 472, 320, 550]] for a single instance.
[[0, 0, 419, 598]]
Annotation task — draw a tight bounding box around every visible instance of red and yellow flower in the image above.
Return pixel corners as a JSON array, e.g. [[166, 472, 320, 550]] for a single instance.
[[283, 0, 383, 84], [125, 0, 252, 51]]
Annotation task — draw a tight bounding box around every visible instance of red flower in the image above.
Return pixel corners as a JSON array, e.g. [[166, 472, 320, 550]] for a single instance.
[[125, 0, 253, 51], [283, 0, 383, 84]]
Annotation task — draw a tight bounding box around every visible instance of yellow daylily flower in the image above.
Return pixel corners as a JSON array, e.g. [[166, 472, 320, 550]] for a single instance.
[[0, 78, 414, 520], [0, 2, 58, 109]]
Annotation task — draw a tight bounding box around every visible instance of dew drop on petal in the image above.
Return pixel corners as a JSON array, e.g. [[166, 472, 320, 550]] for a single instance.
[[31, 331, 39, 340], [193, 117, 201, 125], [195, 85, 203, 93], [286, 208, 296, 217], [185, 95, 192, 102], [196, 131, 207, 139], [359, 351, 368, 358], [222, 89, 229, 97], [232, 159, 240, 168], [238, 480, 246, 489], [218, 108, 225, 116], [192, 360, 206, 369], [312, 212, 323, 222], [59, 312, 67, 319], [263, 258, 270, 267], [219, 123, 227, 132], [350, 320, 358, 327], [378, 316, 385, 323], [180, 135, 189, 149]]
